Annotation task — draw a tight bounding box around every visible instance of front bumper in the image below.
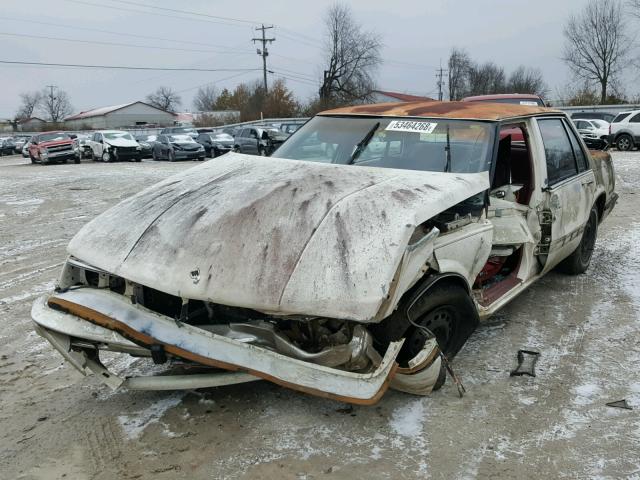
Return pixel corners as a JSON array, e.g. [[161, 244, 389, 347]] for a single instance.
[[31, 290, 433, 404], [174, 149, 204, 159]]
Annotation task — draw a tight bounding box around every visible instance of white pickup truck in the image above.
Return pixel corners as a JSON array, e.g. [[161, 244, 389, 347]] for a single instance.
[[32, 101, 617, 404]]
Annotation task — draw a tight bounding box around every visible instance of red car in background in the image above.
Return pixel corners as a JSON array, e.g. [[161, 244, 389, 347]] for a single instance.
[[462, 94, 547, 142], [28, 132, 80, 164]]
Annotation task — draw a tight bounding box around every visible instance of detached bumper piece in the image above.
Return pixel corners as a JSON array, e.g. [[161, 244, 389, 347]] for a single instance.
[[30, 290, 446, 404]]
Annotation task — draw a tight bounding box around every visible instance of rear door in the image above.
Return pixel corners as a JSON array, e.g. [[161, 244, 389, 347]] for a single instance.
[[536, 118, 596, 273], [628, 112, 640, 141]]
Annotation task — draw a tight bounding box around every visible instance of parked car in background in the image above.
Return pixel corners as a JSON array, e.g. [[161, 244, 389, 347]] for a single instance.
[[12, 135, 31, 153], [0, 137, 16, 156], [152, 134, 205, 161], [22, 137, 33, 158], [160, 126, 198, 139], [608, 110, 640, 151], [280, 123, 303, 134], [134, 134, 157, 159], [569, 111, 616, 123], [221, 126, 239, 137], [196, 132, 234, 158], [87, 131, 142, 162], [573, 119, 610, 149], [462, 93, 546, 107], [234, 126, 289, 156], [74, 133, 93, 159], [28, 132, 80, 164]]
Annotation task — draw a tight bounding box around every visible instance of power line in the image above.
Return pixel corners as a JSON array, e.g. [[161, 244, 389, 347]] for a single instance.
[[0, 60, 260, 72], [0, 31, 254, 55], [252, 25, 275, 92], [108, 0, 257, 25], [176, 71, 257, 94], [0, 16, 254, 51]]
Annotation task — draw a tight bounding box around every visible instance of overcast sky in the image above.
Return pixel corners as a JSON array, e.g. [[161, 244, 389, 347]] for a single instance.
[[0, 0, 618, 117]]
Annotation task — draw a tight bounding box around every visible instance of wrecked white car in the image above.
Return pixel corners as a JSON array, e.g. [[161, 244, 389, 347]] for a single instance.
[[32, 101, 617, 404]]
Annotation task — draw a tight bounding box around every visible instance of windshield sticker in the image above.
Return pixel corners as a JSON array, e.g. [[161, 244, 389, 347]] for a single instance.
[[385, 120, 438, 134], [519, 101, 539, 106]]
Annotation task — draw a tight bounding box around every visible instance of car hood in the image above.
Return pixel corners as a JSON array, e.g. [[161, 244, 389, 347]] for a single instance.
[[38, 139, 73, 148], [105, 138, 138, 147], [68, 153, 489, 321]]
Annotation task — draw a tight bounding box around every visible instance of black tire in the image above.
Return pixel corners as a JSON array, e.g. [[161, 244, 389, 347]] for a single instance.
[[198, 156, 205, 161], [101, 151, 111, 163], [258, 147, 267, 157], [134, 156, 142, 162], [74, 157, 81, 164], [233, 146, 240, 153], [399, 283, 478, 362], [29, 154, 37, 164], [558, 207, 598, 275], [152, 149, 158, 161], [616, 134, 634, 151], [168, 150, 176, 162]]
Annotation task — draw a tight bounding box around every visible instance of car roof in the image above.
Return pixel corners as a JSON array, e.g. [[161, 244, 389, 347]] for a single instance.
[[321, 100, 559, 121]]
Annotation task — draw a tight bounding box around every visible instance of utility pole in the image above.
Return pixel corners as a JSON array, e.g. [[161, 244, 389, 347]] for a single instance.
[[252, 25, 275, 93], [435, 62, 447, 101], [46, 85, 57, 102]]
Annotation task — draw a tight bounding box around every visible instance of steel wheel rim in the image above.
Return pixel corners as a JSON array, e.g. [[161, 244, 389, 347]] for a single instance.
[[408, 306, 456, 356]]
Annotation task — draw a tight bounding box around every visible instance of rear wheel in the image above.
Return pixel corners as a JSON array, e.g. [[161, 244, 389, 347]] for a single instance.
[[29, 154, 37, 164], [616, 134, 634, 151], [558, 207, 598, 274]]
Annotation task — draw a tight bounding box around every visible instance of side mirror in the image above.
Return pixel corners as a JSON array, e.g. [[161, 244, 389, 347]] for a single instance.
[[99, 139, 103, 143]]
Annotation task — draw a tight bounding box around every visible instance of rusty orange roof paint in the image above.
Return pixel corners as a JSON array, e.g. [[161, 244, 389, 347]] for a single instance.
[[320, 101, 561, 121]]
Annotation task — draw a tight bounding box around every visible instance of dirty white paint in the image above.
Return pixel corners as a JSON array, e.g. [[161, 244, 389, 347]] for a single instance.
[[67, 153, 489, 322]]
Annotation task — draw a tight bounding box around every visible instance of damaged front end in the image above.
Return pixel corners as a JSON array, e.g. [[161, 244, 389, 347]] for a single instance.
[[32, 258, 442, 404]]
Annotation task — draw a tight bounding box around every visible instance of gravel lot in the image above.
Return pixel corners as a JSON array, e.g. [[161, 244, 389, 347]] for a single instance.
[[1, 152, 639, 479]]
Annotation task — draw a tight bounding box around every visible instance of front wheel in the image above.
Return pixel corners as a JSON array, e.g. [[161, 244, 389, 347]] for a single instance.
[[558, 207, 598, 274], [616, 134, 634, 151], [101, 151, 111, 162], [168, 150, 176, 162]]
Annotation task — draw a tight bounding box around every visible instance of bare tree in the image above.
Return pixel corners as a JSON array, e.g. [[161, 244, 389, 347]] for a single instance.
[[15, 91, 42, 120], [448, 48, 472, 101], [507, 66, 547, 96], [466, 62, 506, 96], [146, 86, 182, 111], [192, 85, 218, 111], [40, 87, 73, 122], [318, 3, 382, 104], [563, 0, 629, 104], [628, 0, 640, 18]]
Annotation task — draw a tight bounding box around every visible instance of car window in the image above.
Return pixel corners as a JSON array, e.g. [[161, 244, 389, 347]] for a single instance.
[[630, 113, 640, 123], [565, 122, 589, 173], [538, 119, 579, 186], [612, 112, 631, 123], [250, 129, 258, 139]]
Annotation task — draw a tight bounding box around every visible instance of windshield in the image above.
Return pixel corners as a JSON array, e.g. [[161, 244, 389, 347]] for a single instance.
[[136, 135, 156, 141], [104, 132, 134, 141], [591, 120, 608, 128], [37, 133, 70, 142], [213, 133, 233, 142], [169, 134, 195, 143], [272, 115, 495, 173]]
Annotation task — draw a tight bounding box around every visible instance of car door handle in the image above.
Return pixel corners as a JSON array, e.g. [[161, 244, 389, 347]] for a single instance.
[[582, 179, 595, 186]]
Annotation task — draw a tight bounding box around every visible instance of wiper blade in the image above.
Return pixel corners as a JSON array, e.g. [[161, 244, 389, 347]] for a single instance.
[[348, 122, 380, 165], [444, 124, 451, 172]]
